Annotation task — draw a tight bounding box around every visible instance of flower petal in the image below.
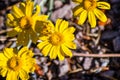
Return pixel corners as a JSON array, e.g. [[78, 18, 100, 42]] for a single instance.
[[0, 53, 8, 60], [3, 48, 14, 58], [97, 2, 110, 10], [37, 41, 49, 50], [19, 69, 29, 80], [78, 10, 87, 25], [64, 34, 75, 42], [39, 36, 49, 41], [59, 20, 68, 32], [25, 1, 34, 16], [6, 71, 18, 80], [57, 46, 64, 60], [94, 9, 107, 22], [64, 42, 76, 49], [63, 27, 75, 34], [73, 6, 84, 17], [55, 19, 62, 32], [14, 26, 22, 32], [18, 47, 28, 57], [7, 13, 14, 21], [0, 68, 8, 77], [49, 46, 56, 59], [88, 11, 96, 28], [61, 45, 73, 57], [37, 41, 49, 49], [12, 5, 24, 18], [36, 15, 48, 21], [41, 44, 52, 56], [33, 5, 40, 17], [19, 2, 25, 14]]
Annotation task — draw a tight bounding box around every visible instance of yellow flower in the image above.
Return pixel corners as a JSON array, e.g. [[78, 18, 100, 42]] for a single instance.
[[72, 0, 110, 28], [35, 20, 54, 36], [37, 19, 76, 60], [0, 47, 35, 80], [6, 0, 48, 46]]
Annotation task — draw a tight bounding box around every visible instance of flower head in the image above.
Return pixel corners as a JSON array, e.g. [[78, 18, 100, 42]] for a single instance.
[[37, 19, 76, 60], [35, 20, 54, 36], [6, 0, 48, 46], [72, 0, 110, 28], [0, 47, 35, 80]]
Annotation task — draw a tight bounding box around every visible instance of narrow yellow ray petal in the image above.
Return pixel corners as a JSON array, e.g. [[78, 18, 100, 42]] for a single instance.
[[41, 44, 52, 56], [0, 68, 8, 77], [3, 48, 14, 58], [64, 34, 75, 42], [97, 2, 110, 10], [55, 19, 62, 32], [12, 5, 24, 18], [18, 47, 28, 57], [63, 27, 75, 34], [7, 14, 14, 21], [78, 10, 87, 25], [57, 46, 64, 60], [36, 15, 48, 21], [19, 69, 29, 80], [73, 6, 84, 17], [64, 42, 76, 49], [33, 5, 40, 17], [88, 11, 96, 28], [61, 45, 73, 57], [25, 1, 34, 16], [6, 71, 18, 80], [49, 46, 55, 59], [37, 41, 49, 50], [59, 20, 68, 32], [19, 2, 25, 14], [94, 9, 107, 22], [0, 53, 8, 60]]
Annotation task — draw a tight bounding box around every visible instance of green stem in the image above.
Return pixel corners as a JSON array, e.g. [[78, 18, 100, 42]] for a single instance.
[[47, 0, 54, 18]]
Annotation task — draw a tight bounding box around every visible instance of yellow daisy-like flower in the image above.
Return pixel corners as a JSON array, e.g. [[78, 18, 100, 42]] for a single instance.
[[72, 0, 110, 28], [37, 19, 76, 60], [35, 20, 55, 36], [0, 47, 35, 80], [6, 0, 48, 46]]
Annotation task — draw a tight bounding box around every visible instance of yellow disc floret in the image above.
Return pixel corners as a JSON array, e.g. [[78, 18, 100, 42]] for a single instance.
[[41, 24, 53, 35], [49, 32, 64, 46], [20, 16, 33, 29], [84, 0, 97, 11], [7, 56, 22, 71]]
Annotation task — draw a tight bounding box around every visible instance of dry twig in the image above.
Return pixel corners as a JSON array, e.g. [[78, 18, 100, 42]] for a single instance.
[[73, 52, 120, 58]]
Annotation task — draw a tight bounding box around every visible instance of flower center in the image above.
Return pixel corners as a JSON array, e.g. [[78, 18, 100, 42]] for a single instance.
[[49, 32, 64, 45], [7, 56, 22, 71], [41, 23, 54, 36], [84, 0, 97, 11], [20, 16, 33, 29]]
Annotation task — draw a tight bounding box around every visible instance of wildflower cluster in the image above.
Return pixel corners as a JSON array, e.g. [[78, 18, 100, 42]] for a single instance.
[[0, 0, 110, 80]]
